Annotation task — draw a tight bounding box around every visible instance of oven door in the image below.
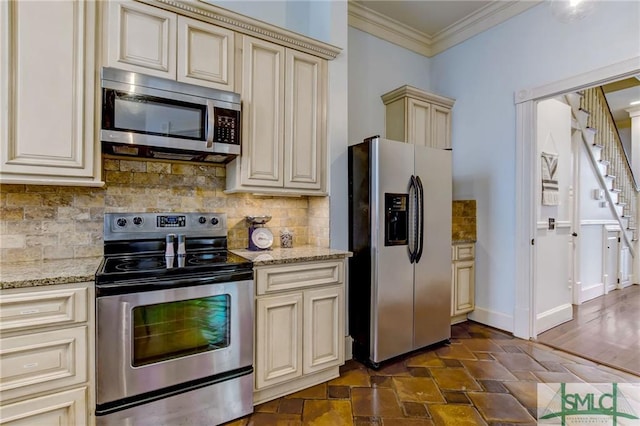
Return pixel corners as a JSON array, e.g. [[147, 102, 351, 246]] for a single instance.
[[96, 278, 253, 405]]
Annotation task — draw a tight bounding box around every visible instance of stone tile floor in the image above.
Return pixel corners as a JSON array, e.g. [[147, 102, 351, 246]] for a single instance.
[[225, 321, 640, 425]]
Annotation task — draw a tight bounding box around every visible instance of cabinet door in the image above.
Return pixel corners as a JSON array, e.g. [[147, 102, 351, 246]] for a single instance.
[[0, 387, 87, 425], [407, 98, 431, 147], [0, 326, 87, 401], [431, 105, 452, 150], [0, 0, 99, 185], [177, 16, 234, 91], [255, 293, 302, 389], [452, 260, 475, 315], [240, 36, 285, 187], [303, 286, 344, 374], [284, 50, 326, 191], [106, 1, 176, 79]]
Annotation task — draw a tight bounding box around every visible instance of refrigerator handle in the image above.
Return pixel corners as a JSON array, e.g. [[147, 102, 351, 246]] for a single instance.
[[408, 175, 418, 264], [415, 175, 425, 263]]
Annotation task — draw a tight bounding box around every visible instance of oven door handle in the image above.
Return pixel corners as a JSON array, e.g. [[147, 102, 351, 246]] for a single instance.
[[153, 272, 251, 287]]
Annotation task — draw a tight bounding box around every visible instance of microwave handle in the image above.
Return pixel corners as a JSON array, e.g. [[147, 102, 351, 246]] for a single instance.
[[206, 100, 215, 149]]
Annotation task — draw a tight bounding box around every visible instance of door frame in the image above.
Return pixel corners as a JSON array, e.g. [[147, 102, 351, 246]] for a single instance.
[[514, 56, 640, 340]]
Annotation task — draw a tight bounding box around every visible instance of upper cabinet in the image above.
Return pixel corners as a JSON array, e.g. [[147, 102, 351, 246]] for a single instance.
[[382, 85, 455, 150], [226, 35, 327, 196], [0, 0, 102, 186], [106, 1, 235, 91]]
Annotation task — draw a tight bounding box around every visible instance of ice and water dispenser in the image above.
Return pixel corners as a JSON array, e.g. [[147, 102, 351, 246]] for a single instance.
[[384, 193, 408, 246]]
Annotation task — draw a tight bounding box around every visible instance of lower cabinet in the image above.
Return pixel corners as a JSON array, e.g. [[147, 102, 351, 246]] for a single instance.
[[451, 243, 475, 324], [0, 283, 93, 425], [254, 260, 345, 404]]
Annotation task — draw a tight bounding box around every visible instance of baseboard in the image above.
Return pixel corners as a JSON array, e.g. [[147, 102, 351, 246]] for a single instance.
[[581, 282, 604, 303], [468, 307, 513, 333], [451, 313, 468, 325], [344, 335, 353, 360], [536, 303, 572, 334]]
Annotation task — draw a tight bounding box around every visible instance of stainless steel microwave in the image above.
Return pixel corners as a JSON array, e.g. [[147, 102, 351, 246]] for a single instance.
[[101, 67, 241, 163]]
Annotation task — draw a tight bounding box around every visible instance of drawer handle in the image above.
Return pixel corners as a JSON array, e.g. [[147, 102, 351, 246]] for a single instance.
[[19, 309, 40, 315], [23, 363, 38, 369]]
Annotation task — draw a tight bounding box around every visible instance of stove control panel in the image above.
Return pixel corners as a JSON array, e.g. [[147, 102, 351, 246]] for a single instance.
[[104, 212, 227, 241]]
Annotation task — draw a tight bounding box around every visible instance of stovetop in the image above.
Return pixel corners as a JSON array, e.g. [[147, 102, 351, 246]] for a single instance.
[[96, 212, 253, 296]]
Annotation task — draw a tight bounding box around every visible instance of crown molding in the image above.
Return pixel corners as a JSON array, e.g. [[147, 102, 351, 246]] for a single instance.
[[381, 85, 455, 109], [138, 0, 342, 60], [348, 1, 433, 57], [430, 1, 542, 56], [348, 0, 541, 58]]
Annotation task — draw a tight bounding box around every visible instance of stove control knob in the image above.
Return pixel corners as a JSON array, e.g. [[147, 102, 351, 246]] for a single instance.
[[198, 216, 207, 224], [116, 217, 127, 228], [211, 217, 219, 225], [132, 216, 143, 226]]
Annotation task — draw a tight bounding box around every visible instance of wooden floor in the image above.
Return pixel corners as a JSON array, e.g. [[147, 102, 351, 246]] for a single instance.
[[536, 284, 640, 376]]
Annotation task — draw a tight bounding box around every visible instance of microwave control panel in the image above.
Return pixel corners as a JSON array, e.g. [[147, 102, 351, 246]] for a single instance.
[[214, 108, 239, 145]]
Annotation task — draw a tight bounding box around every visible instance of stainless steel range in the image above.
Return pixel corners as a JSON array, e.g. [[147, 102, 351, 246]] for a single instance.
[[95, 212, 254, 426]]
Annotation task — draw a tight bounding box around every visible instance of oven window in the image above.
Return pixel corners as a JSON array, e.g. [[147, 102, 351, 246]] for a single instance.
[[132, 295, 230, 366]]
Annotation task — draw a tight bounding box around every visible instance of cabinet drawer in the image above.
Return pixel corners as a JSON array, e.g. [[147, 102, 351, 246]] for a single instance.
[[256, 261, 343, 295], [0, 287, 87, 332], [453, 244, 475, 261], [0, 326, 87, 401], [0, 386, 87, 425]]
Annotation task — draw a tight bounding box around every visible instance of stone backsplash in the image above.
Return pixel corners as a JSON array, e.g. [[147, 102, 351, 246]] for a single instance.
[[0, 158, 330, 263], [452, 200, 476, 242]]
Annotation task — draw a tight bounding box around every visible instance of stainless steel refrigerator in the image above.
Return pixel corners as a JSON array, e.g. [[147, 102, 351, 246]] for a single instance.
[[348, 136, 452, 368]]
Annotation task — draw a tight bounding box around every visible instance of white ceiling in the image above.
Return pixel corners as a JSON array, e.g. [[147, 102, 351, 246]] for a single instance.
[[348, 0, 541, 57], [605, 84, 640, 123], [355, 0, 494, 36]]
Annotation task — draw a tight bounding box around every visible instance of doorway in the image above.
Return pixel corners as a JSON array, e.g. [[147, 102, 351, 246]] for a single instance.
[[514, 56, 640, 340]]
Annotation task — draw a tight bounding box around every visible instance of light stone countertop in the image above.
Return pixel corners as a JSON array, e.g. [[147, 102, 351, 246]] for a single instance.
[[231, 245, 352, 266], [0, 257, 103, 290]]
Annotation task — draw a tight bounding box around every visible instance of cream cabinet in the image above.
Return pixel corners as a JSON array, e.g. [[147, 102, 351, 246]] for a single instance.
[[451, 243, 475, 324], [381, 85, 454, 150], [0, 283, 93, 425], [106, 1, 235, 91], [254, 260, 345, 404], [226, 35, 327, 196], [0, 0, 101, 186]]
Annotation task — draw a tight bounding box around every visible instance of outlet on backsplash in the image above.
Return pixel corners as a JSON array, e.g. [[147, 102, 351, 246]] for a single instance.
[[452, 200, 476, 242], [0, 157, 330, 263]]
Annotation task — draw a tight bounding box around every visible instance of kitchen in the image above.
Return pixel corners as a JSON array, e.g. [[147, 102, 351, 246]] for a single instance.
[[2, 0, 639, 424]]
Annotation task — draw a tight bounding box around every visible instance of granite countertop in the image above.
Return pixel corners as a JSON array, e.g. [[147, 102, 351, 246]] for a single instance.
[[231, 245, 352, 266], [0, 257, 103, 290], [1, 246, 351, 289]]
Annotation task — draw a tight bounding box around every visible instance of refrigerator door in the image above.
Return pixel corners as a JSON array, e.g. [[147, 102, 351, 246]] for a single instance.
[[413, 146, 452, 348], [371, 138, 415, 363]]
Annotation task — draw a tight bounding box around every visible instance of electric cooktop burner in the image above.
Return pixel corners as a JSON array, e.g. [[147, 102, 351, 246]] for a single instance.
[[96, 212, 253, 295], [101, 250, 249, 275]]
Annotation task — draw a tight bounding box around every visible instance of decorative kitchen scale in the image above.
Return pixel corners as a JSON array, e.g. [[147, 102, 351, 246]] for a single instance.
[[245, 215, 273, 251]]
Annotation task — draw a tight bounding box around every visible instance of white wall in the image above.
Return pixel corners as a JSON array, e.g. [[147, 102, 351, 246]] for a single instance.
[[348, 28, 431, 144], [429, 1, 640, 331], [327, 1, 349, 251]]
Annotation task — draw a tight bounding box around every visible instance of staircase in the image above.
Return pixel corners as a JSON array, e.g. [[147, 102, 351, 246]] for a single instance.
[[565, 88, 638, 253]]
